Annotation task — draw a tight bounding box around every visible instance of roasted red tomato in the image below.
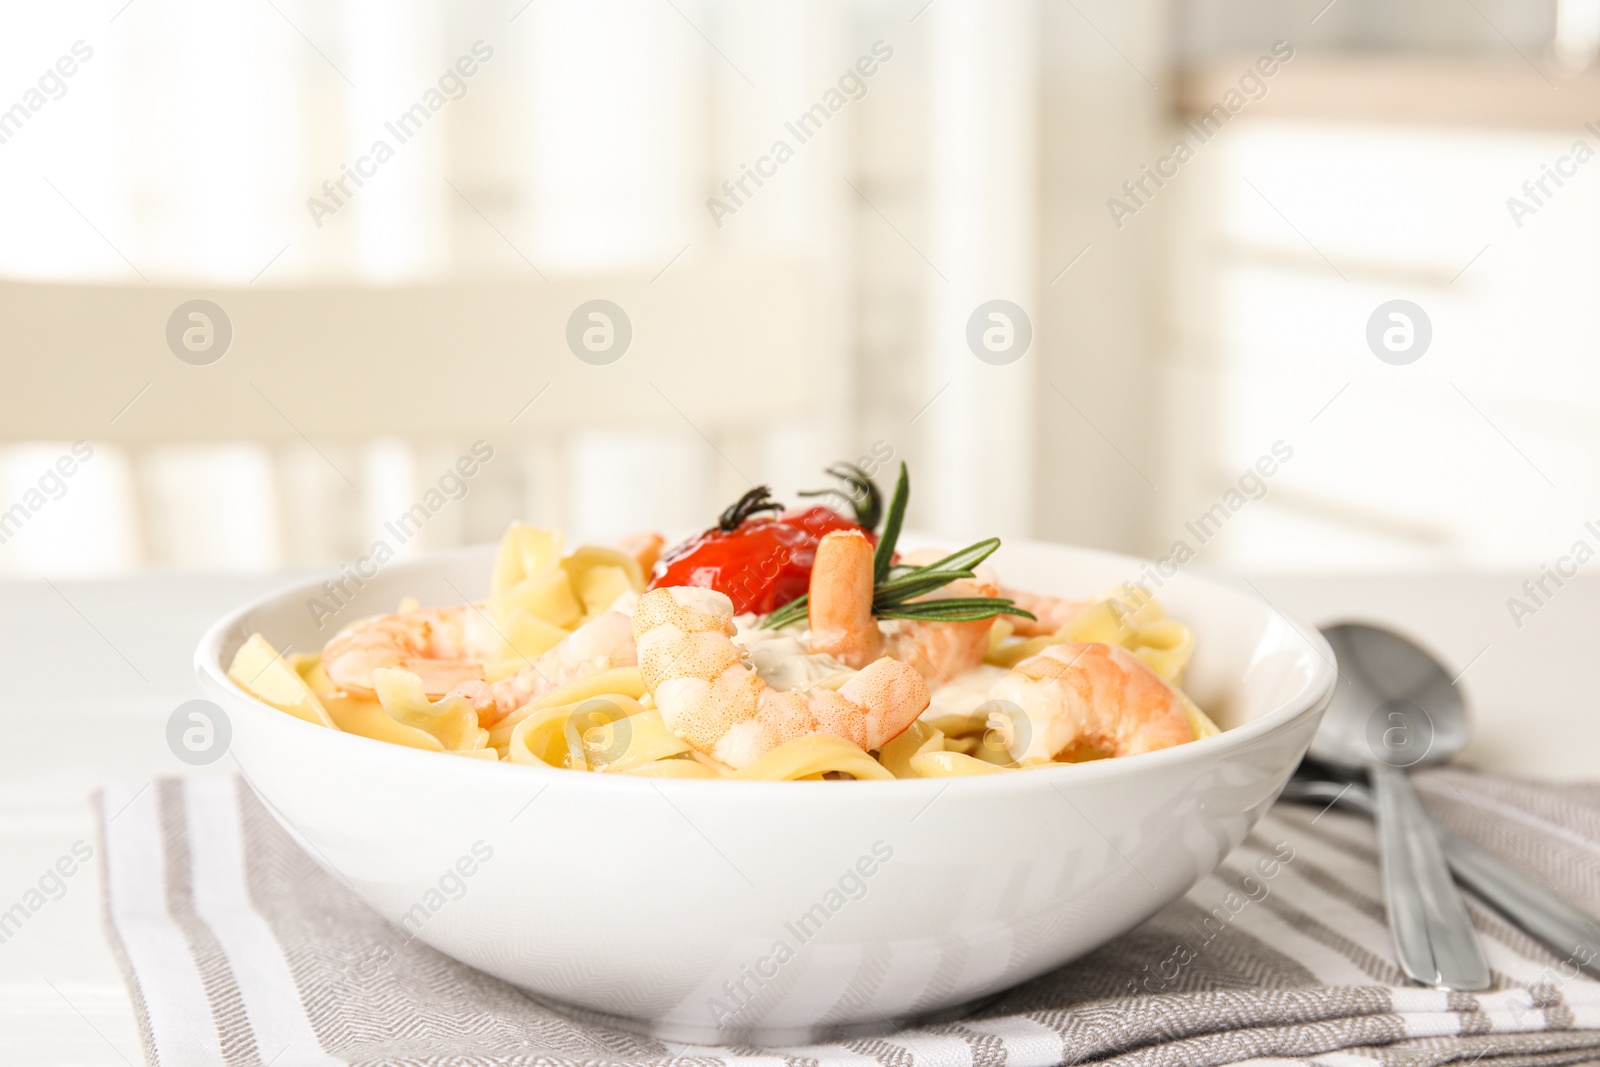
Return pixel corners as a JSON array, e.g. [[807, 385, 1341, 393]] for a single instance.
[[649, 467, 883, 615]]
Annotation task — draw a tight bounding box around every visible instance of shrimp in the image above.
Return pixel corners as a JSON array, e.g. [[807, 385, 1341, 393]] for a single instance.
[[806, 530, 997, 687], [617, 531, 665, 575], [1001, 588, 1086, 637], [881, 594, 996, 687], [806, 528, 882, 666], [322, 606, 635, 726], [989, 642, 1192, 763], [322, 606, 485, 698], [633, 585, 929, 769]]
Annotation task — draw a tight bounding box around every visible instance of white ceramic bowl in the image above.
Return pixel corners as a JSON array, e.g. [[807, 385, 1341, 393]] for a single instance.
[[196, 538, 1335, 1045]]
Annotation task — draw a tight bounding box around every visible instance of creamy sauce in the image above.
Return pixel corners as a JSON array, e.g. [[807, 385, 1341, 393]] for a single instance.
[[731, 615, 848, 691], [923, 663, 1007, 720], [731, 613, 1008, 705]]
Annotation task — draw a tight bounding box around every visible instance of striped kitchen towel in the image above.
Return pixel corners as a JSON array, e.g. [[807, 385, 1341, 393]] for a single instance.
[[96, 769, 1600, 1067]]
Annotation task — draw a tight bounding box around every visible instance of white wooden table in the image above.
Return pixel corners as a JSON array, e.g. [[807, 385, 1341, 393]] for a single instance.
[[2, 570, 1594, 1065]]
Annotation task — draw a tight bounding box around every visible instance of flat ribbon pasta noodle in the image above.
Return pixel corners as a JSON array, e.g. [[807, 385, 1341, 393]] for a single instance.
[[729, 735, 894, 781], [478, 607, 572, 675], [321, 694, 446, 752], [372, 668, 489, 753], [588, 710, 688, 767], [491, 522, 564, 595], [986, 593, 1196, 684], [489, 571, 584, 631], [1111, 618, 1193, 683], [228, 635, 336, 728], [689, 750, 736, 775], [924, 711, 987, 739], [877, 720, 945, 779], [924, 709, 1010, 760], [1177, 686, 1222, 741], [908, 750, 1009, 776], [506, 704, 581, 767], [987, 596, 1136, 667], [561, 696, 691, 772], [488, 666, 646, 748], [294, 655, 443, 751], [485, 525, 588, 650], [970, 728, 1022, 766], [620, 758, 720, 778], [560, 546, 645, 619], [986, 618, 1015, 655]]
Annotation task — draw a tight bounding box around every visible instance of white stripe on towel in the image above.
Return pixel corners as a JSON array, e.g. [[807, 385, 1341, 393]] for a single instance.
[[959, 1014, 1065, 1067], [875, 1032, 975, 1067], [183, 777, 345, 1067], [102, 781, 229, 1067]]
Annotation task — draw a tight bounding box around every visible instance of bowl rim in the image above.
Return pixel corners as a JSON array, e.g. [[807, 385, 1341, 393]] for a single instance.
[[195, 537, 1337, 797]]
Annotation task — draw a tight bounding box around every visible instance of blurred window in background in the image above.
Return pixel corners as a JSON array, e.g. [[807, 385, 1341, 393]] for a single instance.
[[1162, 0, 1600, 570]]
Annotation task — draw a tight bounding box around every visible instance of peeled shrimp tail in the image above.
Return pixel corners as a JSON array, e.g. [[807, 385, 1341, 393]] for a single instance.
[[992, 642, 1191, 762], [635, 586, 928, 769], [806, 529, 883, 667]]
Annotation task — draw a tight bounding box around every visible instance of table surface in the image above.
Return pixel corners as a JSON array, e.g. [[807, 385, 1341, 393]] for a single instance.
[[2, 569, 1593, 1065]]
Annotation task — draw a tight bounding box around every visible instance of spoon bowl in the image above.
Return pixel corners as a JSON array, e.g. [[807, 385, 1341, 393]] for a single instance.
[[1313, 622, 1469, 771]]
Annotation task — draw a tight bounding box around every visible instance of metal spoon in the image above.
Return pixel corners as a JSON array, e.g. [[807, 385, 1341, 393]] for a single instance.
[[1281, 775, 1600, 978], [1313, 622, 1491, 990]]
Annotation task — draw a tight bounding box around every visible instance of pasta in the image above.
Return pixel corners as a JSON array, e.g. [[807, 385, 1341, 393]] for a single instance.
[[229, 463, 1225, 780]]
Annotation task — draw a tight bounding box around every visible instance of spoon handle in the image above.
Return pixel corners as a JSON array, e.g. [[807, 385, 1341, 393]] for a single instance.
[[1369, 762, 1492, 990]]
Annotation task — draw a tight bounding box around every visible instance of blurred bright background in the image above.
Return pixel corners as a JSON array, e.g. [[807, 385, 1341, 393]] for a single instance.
[[2, 0, 1596, 579]]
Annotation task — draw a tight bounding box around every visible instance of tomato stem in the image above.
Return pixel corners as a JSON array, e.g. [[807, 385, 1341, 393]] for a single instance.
[[717, 486, 784, 532]]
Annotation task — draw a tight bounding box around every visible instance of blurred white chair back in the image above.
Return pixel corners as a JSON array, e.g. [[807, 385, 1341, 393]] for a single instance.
[[0, 258, 815, 576]]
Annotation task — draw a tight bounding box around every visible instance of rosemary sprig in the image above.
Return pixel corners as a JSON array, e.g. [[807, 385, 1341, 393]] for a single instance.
[[877, 598, 1030, 622], [760, 463, 1034, 630], [873, 462, 909, 584], [762, 594, 811, 631]]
